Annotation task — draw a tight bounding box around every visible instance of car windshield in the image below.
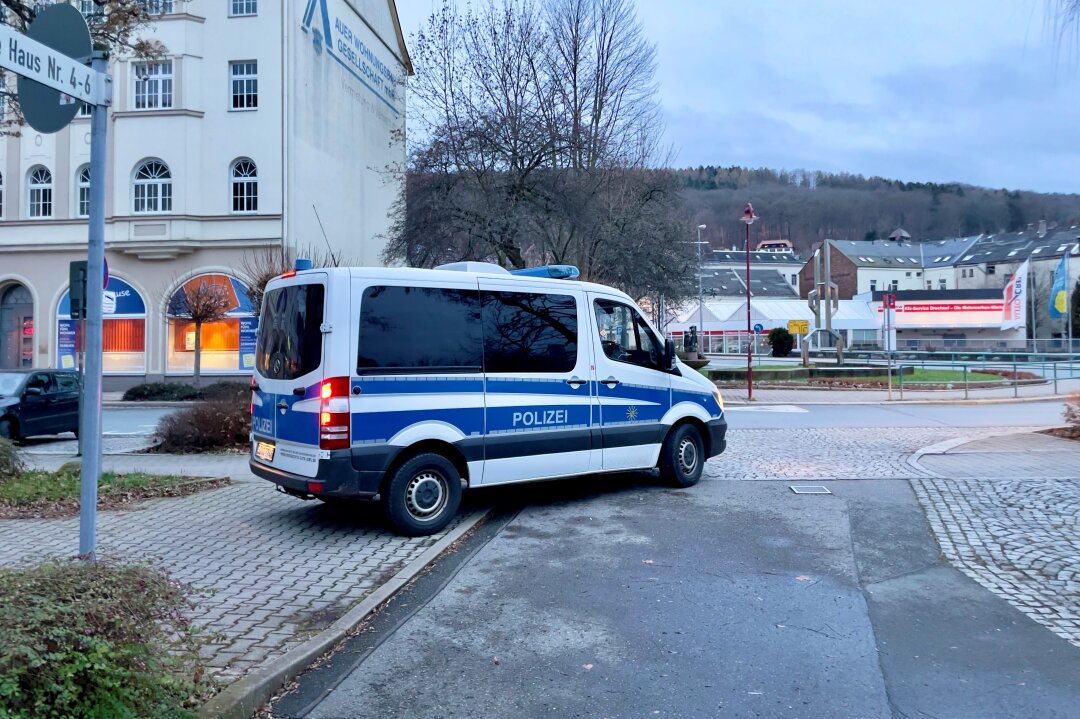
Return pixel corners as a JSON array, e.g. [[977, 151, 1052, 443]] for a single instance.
[[0, 373, 25, 397]]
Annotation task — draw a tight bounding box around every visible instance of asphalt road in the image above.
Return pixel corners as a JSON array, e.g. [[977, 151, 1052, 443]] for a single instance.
[[725, 399, 1067, 429], [271, 476, 1080, 719], [101, 406, 174, 435]]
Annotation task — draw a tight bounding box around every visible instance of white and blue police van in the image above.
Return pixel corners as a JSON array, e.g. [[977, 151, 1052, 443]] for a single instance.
[[249, 261, 727, 536]]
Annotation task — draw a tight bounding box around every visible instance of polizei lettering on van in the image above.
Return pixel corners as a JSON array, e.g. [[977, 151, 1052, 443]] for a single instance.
[[512, 409, 569, 427]]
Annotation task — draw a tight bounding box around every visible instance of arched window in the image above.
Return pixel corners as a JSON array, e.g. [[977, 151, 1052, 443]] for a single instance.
[[76, 165, 91, 218], [133, 159, 172, 213], [231, 159, 257, 213], [0, 171, 4, 219], [166, 273, 257, 375], [28, 166, 52, 218]]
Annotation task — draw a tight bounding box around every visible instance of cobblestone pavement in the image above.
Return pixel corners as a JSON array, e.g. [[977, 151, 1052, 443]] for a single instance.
[[911, 431, 1080, 648], [704, 426, 1027, 480], [0, 464, 475, 681]]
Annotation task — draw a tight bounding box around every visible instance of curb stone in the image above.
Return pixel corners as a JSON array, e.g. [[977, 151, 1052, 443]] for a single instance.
[[198, 508, 492, 719], [906, 426, 1061, 478]]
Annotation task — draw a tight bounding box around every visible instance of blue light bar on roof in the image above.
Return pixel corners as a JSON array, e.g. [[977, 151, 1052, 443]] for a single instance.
[[509, 265, 581, 280]]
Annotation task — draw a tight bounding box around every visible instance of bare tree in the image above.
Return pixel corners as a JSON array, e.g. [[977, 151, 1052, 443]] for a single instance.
[[168, 278, 232, 387], [237, 244, 350, 318], [389, 0, 692, 304]]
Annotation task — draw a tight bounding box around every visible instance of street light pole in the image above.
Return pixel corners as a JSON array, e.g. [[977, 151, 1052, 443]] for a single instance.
[[740, 203, 758, 401], [697, 224, 706, 354]]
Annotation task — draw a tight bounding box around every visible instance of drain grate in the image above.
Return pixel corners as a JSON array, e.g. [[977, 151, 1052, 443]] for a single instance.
[[790, 485, 832, 494]]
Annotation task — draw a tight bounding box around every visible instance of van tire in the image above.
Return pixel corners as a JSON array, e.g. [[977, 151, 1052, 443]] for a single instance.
[[382, 452, 462, 537], [659, 424, 704, 488]]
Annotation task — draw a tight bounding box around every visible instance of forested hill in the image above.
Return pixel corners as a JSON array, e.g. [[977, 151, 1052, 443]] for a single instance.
[[677, 166, 1080, 256]]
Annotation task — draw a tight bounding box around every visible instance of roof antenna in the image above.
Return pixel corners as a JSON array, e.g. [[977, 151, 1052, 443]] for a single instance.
[[312, 204, 339, 267]]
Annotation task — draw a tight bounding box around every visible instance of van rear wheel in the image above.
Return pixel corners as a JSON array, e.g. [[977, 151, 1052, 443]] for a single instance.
[[659, 424, 705, 488], [382, 453, 462, 537]]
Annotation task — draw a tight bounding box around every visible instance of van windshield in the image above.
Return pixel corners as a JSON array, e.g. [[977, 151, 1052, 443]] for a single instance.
[[256, 283, 325, 380]]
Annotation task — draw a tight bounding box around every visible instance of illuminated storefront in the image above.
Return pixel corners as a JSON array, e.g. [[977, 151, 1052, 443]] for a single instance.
[[165, 274, 257, 375], [56, 278, 147, 374]]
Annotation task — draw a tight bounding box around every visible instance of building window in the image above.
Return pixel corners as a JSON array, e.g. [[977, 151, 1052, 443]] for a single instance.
[[0, 171, 4, 219], [167, 274, 258, 375], [230, 0, 257, 16], [790, 273, 797, 285], [28, 166, 52, 218], [987, 265, 996, 275], [869, 280, 877, 291], [137, 0, 174, 15], [78, 102, 91, 117], [57, 277, 147, 374], [77, 0, 96, 17], [133, 61, 173, 110], [229, 61, 258, 110], [926, 281, 932, 289], [133, 160, 172, 213], [230, 159, 258, 213], [76, 165, 91, 218], [890, 280, 899, 291], [939, 279, 947, 290]]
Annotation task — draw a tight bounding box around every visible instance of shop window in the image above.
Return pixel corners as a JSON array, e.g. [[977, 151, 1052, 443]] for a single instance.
[[166, 273, 256, 374], [56, 277, 146, 373]]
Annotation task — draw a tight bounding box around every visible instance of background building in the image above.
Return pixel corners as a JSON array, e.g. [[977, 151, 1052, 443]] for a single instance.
[[0, 0, 410, 386]]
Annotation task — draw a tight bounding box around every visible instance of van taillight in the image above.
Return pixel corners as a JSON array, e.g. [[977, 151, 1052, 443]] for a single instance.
[[249, 375, 256, 415], [319, 376, 351, 450]]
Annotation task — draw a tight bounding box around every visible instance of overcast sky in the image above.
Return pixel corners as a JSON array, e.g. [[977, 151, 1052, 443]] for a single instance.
[[396, 1, 1080, 194]]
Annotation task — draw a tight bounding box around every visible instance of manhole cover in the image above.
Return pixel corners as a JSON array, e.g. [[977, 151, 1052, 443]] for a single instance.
[[790, 485, 831, 494]]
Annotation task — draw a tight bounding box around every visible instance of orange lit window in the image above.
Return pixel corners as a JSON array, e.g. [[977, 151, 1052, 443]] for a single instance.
[[74, 319, 146, 352], [171, 319, 239, 351]]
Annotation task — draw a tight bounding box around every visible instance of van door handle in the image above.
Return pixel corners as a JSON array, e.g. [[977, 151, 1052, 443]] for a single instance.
[[276, 400, 288, 411], [600, 376, 621, 387], [565, 377, 587, 388]]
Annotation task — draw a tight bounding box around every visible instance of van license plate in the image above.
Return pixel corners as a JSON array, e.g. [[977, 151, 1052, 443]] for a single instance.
[[255, 441, 275, 462]]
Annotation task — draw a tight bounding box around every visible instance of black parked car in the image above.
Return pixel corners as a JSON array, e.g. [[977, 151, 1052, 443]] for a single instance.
[[0, 370, 81, 441]]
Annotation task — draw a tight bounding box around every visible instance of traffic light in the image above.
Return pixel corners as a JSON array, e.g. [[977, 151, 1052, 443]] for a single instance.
[[69, 261, 87, 320]]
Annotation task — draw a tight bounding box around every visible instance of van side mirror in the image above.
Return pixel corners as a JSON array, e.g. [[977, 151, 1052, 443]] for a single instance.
[[664, 338, 676, 370]]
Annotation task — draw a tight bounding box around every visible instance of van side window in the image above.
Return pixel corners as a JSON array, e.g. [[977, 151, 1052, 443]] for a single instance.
[[593, 299, 662, 370], [257, 283, 325, 380], [358, 286, 482, 373], [481, 291, 577, 373]]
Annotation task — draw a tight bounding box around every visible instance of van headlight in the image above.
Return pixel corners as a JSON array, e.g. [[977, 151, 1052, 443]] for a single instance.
[[712, 386, 724, 411]]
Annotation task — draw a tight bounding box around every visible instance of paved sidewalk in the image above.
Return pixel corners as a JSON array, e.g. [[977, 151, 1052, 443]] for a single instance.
[[911, 430, 1080, 647], [720, 377, 1080, 405], [0, 453, 477, 682]]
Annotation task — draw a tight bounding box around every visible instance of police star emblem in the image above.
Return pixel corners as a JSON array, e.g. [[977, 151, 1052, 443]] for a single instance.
[[626, 406, 638, 421]]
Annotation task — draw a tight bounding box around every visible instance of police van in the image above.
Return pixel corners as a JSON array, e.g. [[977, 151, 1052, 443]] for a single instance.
[[250, 262, 727, 536]]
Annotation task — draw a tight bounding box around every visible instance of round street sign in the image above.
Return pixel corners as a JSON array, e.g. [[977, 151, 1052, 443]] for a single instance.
[[753, 323, 764, 334], [17, 4, 92, 134]]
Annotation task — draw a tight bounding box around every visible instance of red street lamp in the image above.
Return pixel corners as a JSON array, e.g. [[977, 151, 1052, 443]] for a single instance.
[[740, 203, 758, 400]]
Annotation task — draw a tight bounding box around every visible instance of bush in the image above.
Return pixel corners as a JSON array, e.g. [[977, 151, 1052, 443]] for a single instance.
[[0, 438, 25, 482], [155, 394, 250, 453], [0, 559, 210, 718], [198, 381, 250, 402], [767, 327, 795, 357], [1064, 394, 1080, 432], [122, 383, 201, 402]]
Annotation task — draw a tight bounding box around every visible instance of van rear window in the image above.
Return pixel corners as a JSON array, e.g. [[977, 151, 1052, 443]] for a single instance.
[[358, 286, 483, 373], [256, 283, 325, 380]]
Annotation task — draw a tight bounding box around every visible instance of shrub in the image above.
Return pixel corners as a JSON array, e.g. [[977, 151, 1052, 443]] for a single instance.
[[0, 559, 210, 718], [155, 394, 250, 453], [198, 381, 250, 402], [1064, 394, 1080, 432], [767, 327, 795, 357], [0, 438, 25, 482], [122, 383, 201, 402]]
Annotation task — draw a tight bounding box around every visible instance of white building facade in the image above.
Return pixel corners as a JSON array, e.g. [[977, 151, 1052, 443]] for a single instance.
[[0, 0, 410, 385]]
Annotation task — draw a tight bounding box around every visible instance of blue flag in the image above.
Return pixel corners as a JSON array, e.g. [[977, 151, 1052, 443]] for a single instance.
[[1049, 255, 1069, 319]]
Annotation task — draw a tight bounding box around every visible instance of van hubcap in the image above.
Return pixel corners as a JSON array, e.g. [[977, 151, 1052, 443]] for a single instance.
[[406, 471, 447, 520], [677, 438, 698, 476]]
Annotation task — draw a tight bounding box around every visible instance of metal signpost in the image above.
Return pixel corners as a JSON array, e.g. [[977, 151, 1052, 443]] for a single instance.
[[1, 6, 112, 559], [740, 204, 758, 400]]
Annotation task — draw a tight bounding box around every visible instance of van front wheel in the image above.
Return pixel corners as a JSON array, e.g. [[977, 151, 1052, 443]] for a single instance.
[[659, 424, 705, 488], [382, 453, 462, 537]]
